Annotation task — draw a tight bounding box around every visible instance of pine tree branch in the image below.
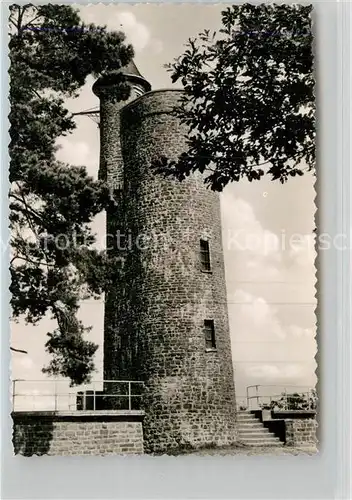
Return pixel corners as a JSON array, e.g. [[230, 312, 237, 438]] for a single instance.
[[9, 193, 44, 223], [10, 347, 28, 354], [22, 12, 42, 31], [13, 185, 42, 238], [9, 18, 18, 30], [10, 254, 56, 268]]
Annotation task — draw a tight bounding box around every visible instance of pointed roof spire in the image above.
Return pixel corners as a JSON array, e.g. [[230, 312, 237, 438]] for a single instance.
[[119, 60, 151, 91], [123, 60, 143, 78]]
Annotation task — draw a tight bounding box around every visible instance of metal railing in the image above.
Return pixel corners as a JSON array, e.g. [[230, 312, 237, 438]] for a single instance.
[[12, 379, 145, 412], [243, 385, 316, 411]]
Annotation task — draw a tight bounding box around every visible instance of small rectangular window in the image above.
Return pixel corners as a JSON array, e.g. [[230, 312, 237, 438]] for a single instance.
[[204, 320, 216, 349], [200, 239, 211, 271]]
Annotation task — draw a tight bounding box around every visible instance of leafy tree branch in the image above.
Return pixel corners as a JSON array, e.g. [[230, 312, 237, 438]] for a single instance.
[[152, 4, 315, 191]]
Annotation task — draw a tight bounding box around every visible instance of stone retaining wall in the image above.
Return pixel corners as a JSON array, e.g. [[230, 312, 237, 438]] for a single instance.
[[285, 418, 317, 447], [12, 411, 144, 456]]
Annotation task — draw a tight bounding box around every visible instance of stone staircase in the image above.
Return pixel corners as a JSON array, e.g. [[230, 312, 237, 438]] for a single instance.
[[237, 411, 283, 447]]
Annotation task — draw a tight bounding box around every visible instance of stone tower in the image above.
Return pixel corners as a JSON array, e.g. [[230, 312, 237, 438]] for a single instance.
[[93, 62, 237, 454]]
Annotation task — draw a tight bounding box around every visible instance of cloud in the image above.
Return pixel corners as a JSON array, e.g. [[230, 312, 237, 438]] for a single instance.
[[223, 197, 282, 259], [221, 193, 316, 393], [230, 289, 285, 340], [245, 363, 305, 381], [229, 289, 316, 350], [116, 12, 150, 52], [288, 325, 315, 338], [149, 38, 163, 54], [115, 12, 163, 54], [17, 357, 34, 370], [55, 138, 99, 178], [289, 233, 316, 268], [78, 7, 162, 54], [11, 354, 35, 380], [246, 364, 282, 379], [222, 195, 283, 283], [229, 288, 317, 394]]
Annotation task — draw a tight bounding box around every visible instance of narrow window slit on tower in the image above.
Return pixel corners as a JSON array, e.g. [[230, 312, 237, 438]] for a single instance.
[[200, 239, 211, 271], [204, 320, 216, 349], [116, 335, 121, 349]]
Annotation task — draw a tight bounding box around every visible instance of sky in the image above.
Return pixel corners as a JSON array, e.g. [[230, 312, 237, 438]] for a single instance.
[[11, 4, 317, 409]]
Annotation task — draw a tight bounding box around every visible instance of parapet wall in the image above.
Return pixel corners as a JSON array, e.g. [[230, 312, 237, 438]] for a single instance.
[[122, 89, 184, 119], [285, 419, 318, 448], [12, 411, 144, 456]]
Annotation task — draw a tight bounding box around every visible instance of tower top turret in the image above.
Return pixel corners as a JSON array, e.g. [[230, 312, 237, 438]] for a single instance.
[[92, 59, 151, 97]]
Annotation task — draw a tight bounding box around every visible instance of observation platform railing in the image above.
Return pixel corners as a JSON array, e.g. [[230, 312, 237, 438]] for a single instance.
[[11, 379, 145, 413], [236, 385, 316, 411]]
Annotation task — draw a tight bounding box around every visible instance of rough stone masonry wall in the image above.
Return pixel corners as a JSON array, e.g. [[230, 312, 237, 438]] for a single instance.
[[96, 89, 237, 454], [95, 80, 148, 189], [12, 412, 144, 456], [94, 82, 149, 383], [285, 419, 318, 448]]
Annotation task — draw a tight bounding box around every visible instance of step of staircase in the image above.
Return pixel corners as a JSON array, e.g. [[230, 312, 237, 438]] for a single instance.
[[239, 435, 280, 442], [238, 422, 267, 428], [237, 411, 283, 447], [239, 429, 270, 437], [240, 440, 283, 447], [237, 414, 260, 421]]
